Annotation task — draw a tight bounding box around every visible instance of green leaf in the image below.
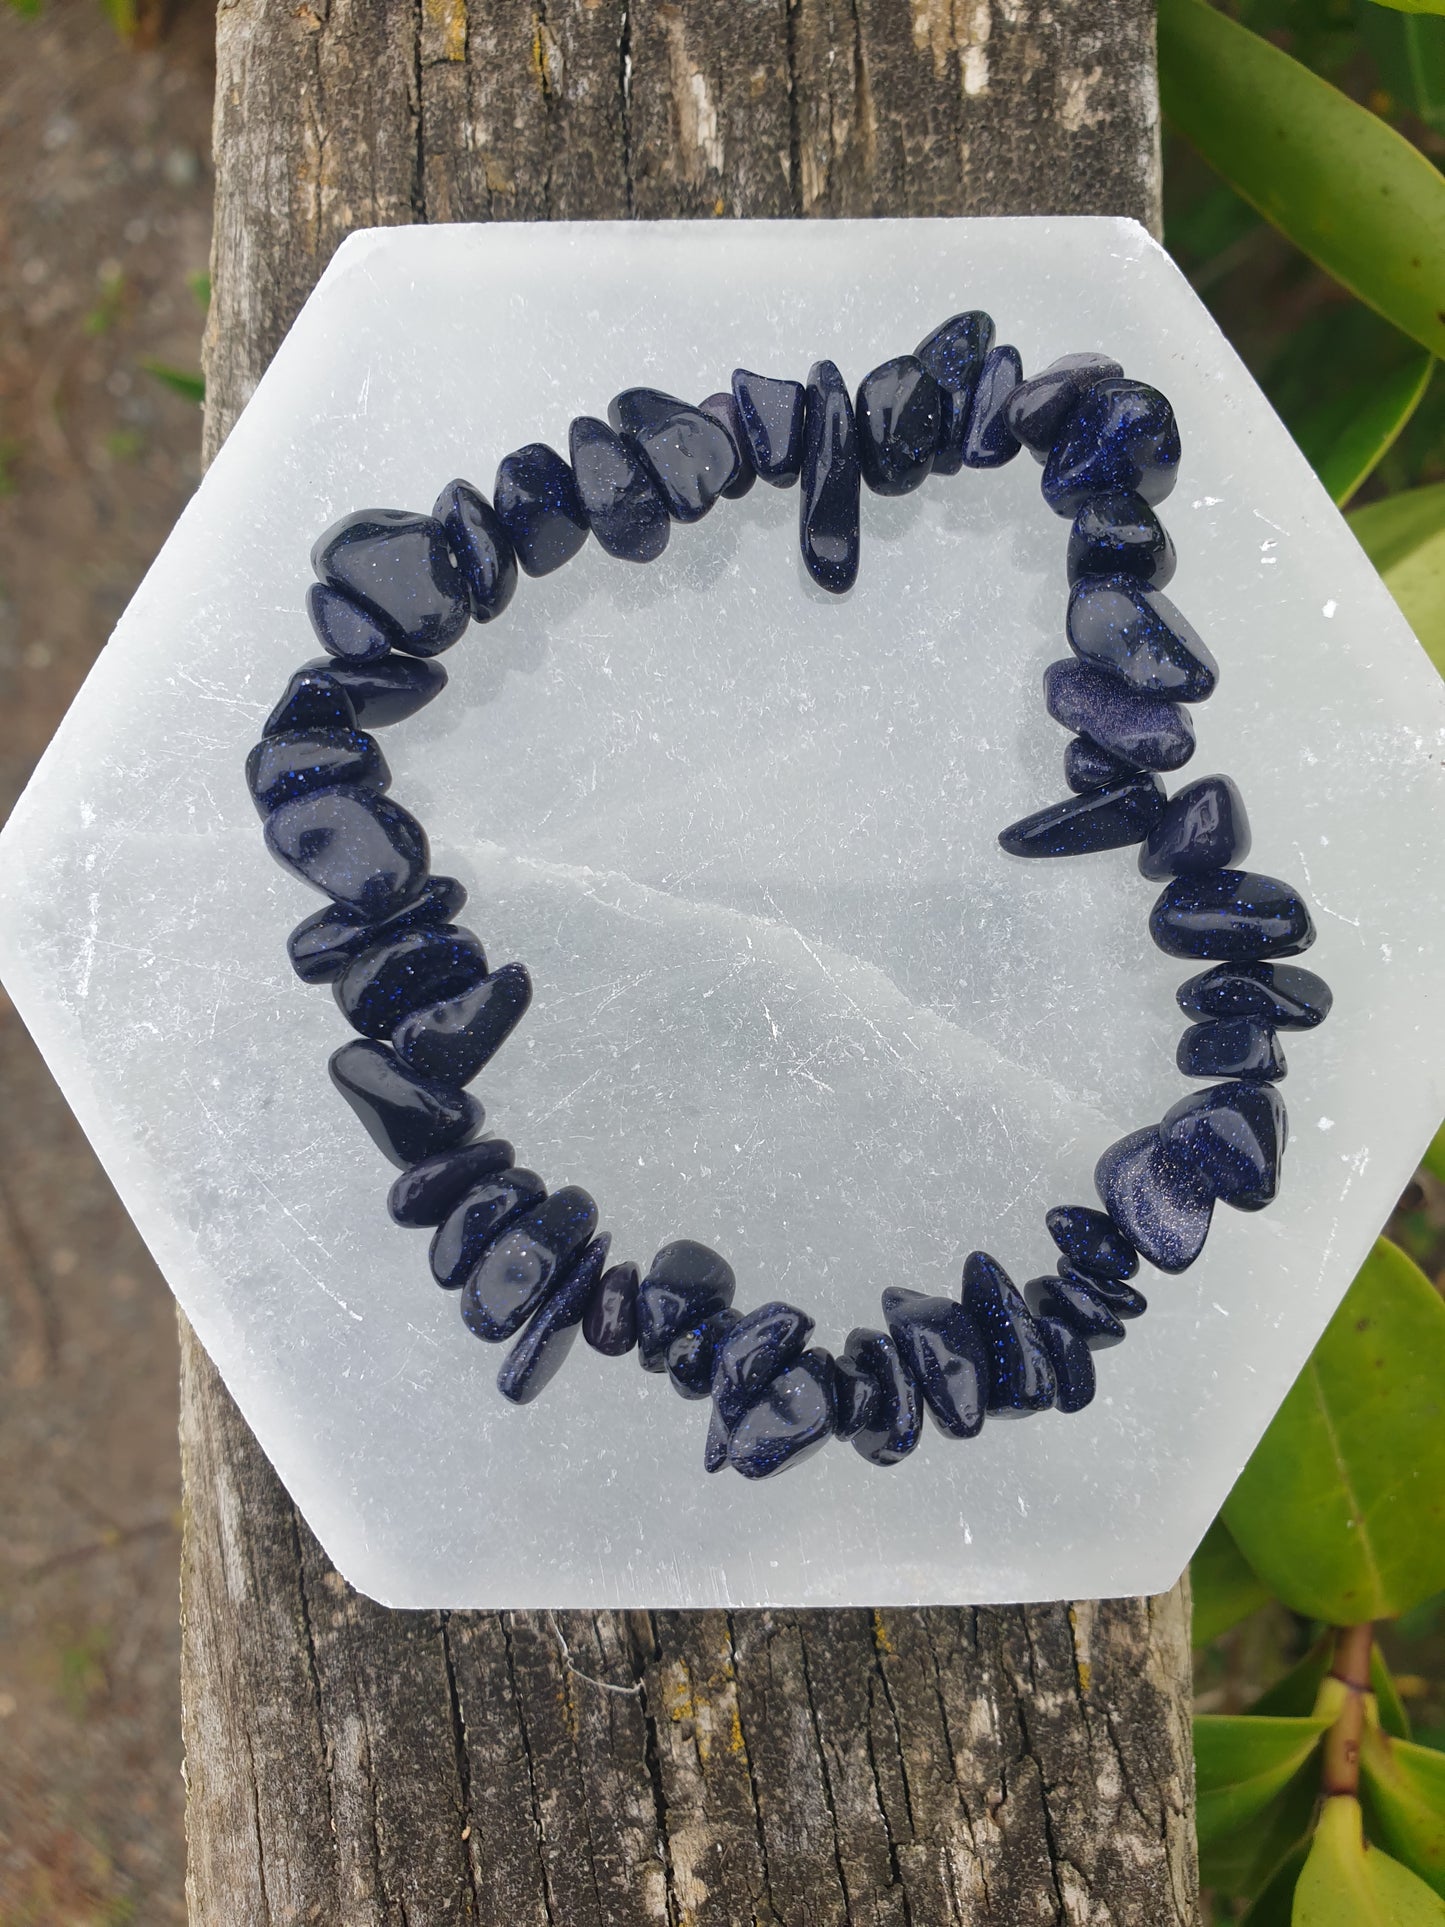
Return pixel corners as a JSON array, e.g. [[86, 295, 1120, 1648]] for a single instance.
[[1293, 1795, 1445, 1924], [1192, 1513, 1276, 1644], [1348, 482, 1445, 573], [1203, 1752, 1321, 1897], [1223, 1239, 1445, 1625], [1196, 1714, 1332, 1850], [1241, 1839, 1311, 1927], [1360, 7, 1445, 135], [1369, 1, 1445, 19], [1362, 1723, 1445, 1898], [1157, 0, 1445, 359], [1373, 1647, 1414, 1743], [1420, 1120, 1445, 1185], [1256, 1638, 1336, 1719], [139, 359, 205, 406], [1301, 354, 1433, 506], [1382, 526, 1445, 677]]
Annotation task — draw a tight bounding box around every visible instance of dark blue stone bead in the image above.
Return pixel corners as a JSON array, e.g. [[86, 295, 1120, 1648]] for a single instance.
[[855, 356, 943, 497], [498, 1234, 611, 1405], [1042, 379, 1182, 517], [1045, 1204, 1139, 1281], [704, 1404, 730, 1473], [1025, 1273, 1125, 1348], [914, 310, 994, 475], [961, 1251, 1056, 1415], [832, 1356, 881, 1441], [386, 1137, 517, 1228], [1067, 576, 1218, 703], [962, 344, 1023, 468], [698, 391, 756, 499], [1094, 1127, 1214, 1273], [265, 786, 429, 919], [311, 510, 469, 658], [433, 479, 518, 624], [287, 875, 467, 985], [608, 389, 740, 522], [246, 728, 388, 818], [1064, 736, 1139, 794], [1067, 490, 1176, 589], [300, 653, 447, 729], [799, 358, 861, 595], [636, 1240, 737, 1371], [430, 1168, 548, 1289], [1139, 775, 1251, 884], [1177, 960, 1332, 1031], [328, 1039, 481, 1169], [1160, 1082, 1286, 1212], [711, 1302, 815, 1427], [306, 582, 393, 664], [998, 774, 1164, 859], [568, 415, 670, 563], [392, 961, 532, 1086], [264, 665, 357, 738], [841, 1330, 921, 1465], [882, 1288, 988, 1440], [726, 1347, 837, 1479], [1004, 355, 1123, 459], [583, 1260, 641, 1356], [1056, 1261, 1148, 1319], [667, 1309, 744, 1399], [333, 926, 489, 1042], [730, 369, 805, 486], [462, 1187, 600, 1341], [1044, 660, 1195, 772], [1036, 1318, 1096, 1413], [493, 442, 590, 577], [1149, 870, 1316, 961], [1178, 1016, 1286, 1083]]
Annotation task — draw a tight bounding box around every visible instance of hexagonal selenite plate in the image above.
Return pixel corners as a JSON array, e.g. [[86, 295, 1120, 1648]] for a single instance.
[[2, 218, 1444, 1610]]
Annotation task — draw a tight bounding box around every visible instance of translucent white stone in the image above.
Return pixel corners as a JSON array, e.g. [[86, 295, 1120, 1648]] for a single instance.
[[2, 218, 1443, 1609]]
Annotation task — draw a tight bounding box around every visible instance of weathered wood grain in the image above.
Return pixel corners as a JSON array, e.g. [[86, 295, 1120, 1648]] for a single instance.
[[186, 3, 1192, 1920]]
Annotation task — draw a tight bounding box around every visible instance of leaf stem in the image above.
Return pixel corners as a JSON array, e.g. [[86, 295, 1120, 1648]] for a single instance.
[[1320, 1621, 1374, 1799]]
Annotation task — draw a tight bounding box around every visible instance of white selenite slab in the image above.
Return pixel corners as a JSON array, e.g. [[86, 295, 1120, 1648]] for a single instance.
[[2, 218, 1444, 1610]]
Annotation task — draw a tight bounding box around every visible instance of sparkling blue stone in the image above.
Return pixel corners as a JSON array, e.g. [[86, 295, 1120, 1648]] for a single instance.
[[1178, 1016, 1286, 1083], [1094, 1127, 1214, 1273], [328, 1039, 481, 1169], [1025, 1273, 1125, 1348], [246, 727, 388, 818], [913, 310, 994, 475], [725, 1348, 837, 1479], [497, 1234, 611, 1405], [430, 1168, 548, 1289], [1036, 1318, 1096, 1413], [1004, 354, 1123, 459], [265, 786, 429, 919], [1055, 1262, 1148, 1320], [287, 875, 467, 985], [1044, 660, 1195, 772], [583, 1260, 641, 1357], [306, 583, 393, 664], [1042, 379, 1181, 517], [1067, 576, 1218, 703], [333, 926, 489, 1042], [832, 1356, 881, 1441], [461, 1187, 600, 1341], [667, 1309, 744, 1399], [569, 415, 670, 563], [855, 356, 943, 496], [840, 1329, 922, 1465], [493, 442, 590, 577], [1149, 870, 1316, 961], [1067, 490, 1175, 588], [697, 391, 756, 499], [1044, 1204, 1139, 1281], [299, 653, 447, 729], [882, 1287, 988, 1440], [392, 961, 533, 1087], [711, 1302, 815, 1426], [1140, 775, 1251, 881], [962, 344, 1023, 468], [311, 510, 469, 658], [1177, 961, 1333, 1031], [608, 388, 740, 522], [433, 478, 518, 623], [1160, 1082, 1286, 1212], [799, 358, 861, 595], [636, 1240, 737, 1371], [386, 1137, 517, 1228], [1064, 736, 1139, 794], [998, 774, 1164, 858], [961, 1251, 1056, 1415], [730, 369, 805, 485], [264, 665, 357, 738], [703, 1405, 731, 1473]]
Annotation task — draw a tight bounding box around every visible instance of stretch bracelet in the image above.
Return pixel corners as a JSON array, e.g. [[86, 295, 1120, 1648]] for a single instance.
[[246, 311, 1333, 1482]]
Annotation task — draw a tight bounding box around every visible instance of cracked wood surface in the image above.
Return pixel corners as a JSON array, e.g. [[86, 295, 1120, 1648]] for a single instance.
[[184, 2, 1194, 1921]]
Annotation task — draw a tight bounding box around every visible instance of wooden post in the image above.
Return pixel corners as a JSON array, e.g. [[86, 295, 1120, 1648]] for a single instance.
[[182, 4, 1195, 1920]]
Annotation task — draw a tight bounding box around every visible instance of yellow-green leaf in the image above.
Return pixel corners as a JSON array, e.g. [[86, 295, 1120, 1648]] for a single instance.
[[1293, 1795, 1445, 1924], [1157, 0, 1445, 359], [1192, 1513, 1276, 1645], [1223, 1240, 1445, 1625], [1349, 481, 1445, 573], [1373, 1647, 1414, 1743], [1196, 1714, 1332, 1850], [1303, 354, 1433, 506], [1421, 1119, 1445, 1185], [1362, 1723, 1445, 1898], [1384, 527, 1445, 678], [1202, 1752, 1321, 1897], [1370, 0, 1445, 17]]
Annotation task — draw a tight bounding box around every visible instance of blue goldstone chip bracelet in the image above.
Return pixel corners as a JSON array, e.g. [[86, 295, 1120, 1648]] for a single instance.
[[248, 311, 1332, 1480]]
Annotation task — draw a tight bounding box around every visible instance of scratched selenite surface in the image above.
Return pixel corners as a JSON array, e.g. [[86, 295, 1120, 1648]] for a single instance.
[[2, 219, 1444, 1609]]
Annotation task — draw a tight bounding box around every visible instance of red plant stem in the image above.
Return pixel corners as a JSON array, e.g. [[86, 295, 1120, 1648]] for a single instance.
[[1321, 1621, 1374, 1799]]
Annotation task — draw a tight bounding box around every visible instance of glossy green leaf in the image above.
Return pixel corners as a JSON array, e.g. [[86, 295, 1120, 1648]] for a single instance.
[[1362, 1723, 1445, 1898], [1196, 1714, 1332, 1850], [1202, 1753, 1321, 1897], [1383, 526, 1445, 677], [1303, 354, 1434, 505], [1293, 1795, 1445, 1924], [1421, 1120, 1445, 1185], [1157, 0, 1445, 358], [1241, 1839, 1310, 1927], [1349, 482, 1445, 573], [1192, 1514, 1276, 1644], [1223, 1239, 1445, 1625]]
